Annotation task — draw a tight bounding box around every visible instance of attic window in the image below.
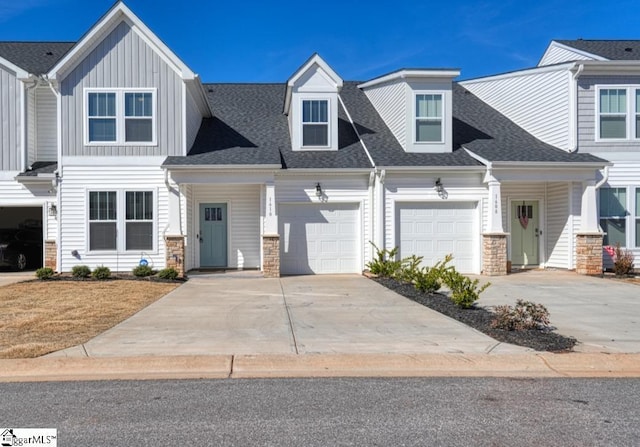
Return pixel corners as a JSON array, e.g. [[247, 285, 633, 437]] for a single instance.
[[415, 94, 443, 143], [302, 99, 329, 147]]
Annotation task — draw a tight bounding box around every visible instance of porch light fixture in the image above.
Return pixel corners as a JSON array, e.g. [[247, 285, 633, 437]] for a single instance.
[[434, 178, 444, 194], [48, 203, 57, 217], [315, 182, 323, 198]]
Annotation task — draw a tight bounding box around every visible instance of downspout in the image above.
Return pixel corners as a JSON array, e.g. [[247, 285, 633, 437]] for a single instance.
[[368, 170, 376, 263], [595, 165, 610, 190], [568, 63, 584, 153]]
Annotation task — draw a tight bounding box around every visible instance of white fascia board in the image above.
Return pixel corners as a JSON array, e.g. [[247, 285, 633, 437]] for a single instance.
[[574, 60, 640, 75], [460, 63, 574, 85], [376, 165, 484, 172], [358, 69, 461, 89], [277, 168, 373, 175], [48, 2, 195, 82], [63, 156, 167, 166], [0, 57, 29, 79], [14, 174, 56, 184], [163, 164, 282, 170], [490, 161, 611, 169], [284, 54, 344, 114], [538, 41, 607, 66]]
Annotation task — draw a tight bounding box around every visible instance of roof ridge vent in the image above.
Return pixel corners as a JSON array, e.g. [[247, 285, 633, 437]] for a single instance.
[[624, 47, 633, 52]]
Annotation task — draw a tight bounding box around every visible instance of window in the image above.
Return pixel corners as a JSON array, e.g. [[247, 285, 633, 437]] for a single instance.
[[125, 191, 153, 250], [415, 94, 443, 143], [599, 188, 627, 246], [89, 191, 117, 250], [89, 190, 154, 252], [597, 86, 640, 140], [86, 89, 155, 145], [302, 100, 328, 146], [636, 189, 640, 247]]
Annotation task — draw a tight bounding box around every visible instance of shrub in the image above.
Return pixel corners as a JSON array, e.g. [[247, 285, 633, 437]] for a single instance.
[[613, 242, 635, 277], [366, 243, 402, 277], [35, 267, 54, 280], [132, 265, 154, 277], [442, 268, 490, 308], [491, 299, 550, 331], [92, 266, 111, 280], [412, 255, 453, 294], [393, 254, 424, 284], [157, 267, 179, 280], [71, 265, 91, 278]]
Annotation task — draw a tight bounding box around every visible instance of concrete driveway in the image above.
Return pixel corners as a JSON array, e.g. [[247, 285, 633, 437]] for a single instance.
[[475, 270, 640, 353], [57, 273, 528, 358], [0, 270, 34, 287]]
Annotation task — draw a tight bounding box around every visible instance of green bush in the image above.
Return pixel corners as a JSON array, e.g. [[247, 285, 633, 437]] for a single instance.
[[71, 265, 91, 278], [132, 265, 154, 277], [35, 267, 54, 280], [613, 242, 635, 276], [412, 254, 453, 294], [157, 267, 179, 280], [491, 300, 550, 331], [366, 243, 402, 277], [92, 266, 111, 280], [393, 254, 424, 284], [442, 268, 490, 308]]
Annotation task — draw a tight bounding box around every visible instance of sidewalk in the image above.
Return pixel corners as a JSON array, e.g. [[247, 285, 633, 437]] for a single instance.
[[1, 352, 639, 382]]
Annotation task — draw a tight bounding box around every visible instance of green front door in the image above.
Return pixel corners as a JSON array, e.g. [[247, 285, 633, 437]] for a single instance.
[[511, 200, 539, 266], [199, 203, 227, 267]]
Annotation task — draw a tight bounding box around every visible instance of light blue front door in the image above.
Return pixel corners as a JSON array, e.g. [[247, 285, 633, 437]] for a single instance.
[[199, 203, 227, 267]]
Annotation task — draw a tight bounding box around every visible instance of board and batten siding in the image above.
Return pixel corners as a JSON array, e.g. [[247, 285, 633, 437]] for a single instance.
[[275, 175, 372, 267], [59, 165, 168, 272], [189, 184, 261, 269], [462, 69, 572, 150], [60, 20, 183, 157], [361, 80, 407, 148], [0, 65, 21, 171], [35, 87, 57, 161], [577, 75, 640, 154], [539, 45, 595, 66], [545, 182, 571, 268]]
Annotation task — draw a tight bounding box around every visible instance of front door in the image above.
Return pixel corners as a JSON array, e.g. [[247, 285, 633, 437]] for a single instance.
[[511, 200, 539, 266], [199, 203, 227, 267]]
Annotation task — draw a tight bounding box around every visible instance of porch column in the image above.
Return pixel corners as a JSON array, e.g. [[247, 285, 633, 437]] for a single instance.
[[164, 172, 185, 275], [482, 174, 508, 276], [576, 180, 603, 275], [262, 182, 280, 277]]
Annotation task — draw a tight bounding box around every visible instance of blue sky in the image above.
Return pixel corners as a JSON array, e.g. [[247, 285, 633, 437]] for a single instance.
[[0, 0, 638, 82]]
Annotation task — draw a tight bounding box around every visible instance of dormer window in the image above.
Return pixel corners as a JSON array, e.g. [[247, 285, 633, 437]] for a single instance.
[[415, 93, 443, 143], [302, 99, 329, 147]]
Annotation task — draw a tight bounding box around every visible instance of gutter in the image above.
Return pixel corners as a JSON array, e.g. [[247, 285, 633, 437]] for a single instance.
[[595, 165, 610, 189]]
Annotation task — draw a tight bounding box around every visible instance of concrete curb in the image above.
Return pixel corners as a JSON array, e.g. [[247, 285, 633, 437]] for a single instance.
[[0, 353, 639, 382]]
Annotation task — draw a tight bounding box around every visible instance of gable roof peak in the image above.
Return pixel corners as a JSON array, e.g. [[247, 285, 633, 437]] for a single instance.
[[283, 53, 343, 114]]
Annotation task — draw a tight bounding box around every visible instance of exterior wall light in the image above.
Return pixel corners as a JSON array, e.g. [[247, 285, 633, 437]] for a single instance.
[[315, 182, 323, 198], [48, 203, 57, 217]]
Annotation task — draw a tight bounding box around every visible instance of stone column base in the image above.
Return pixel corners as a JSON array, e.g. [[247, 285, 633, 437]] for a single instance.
[[165, 235, 186, 277], [262, 235, 280, 278], [44, 240, 57, 271], [482, 233, 508, 276], [576, 232, 603, 276]]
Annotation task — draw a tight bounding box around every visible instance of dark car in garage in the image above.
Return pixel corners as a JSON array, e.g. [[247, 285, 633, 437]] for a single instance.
[[0, 229, 43, 271]]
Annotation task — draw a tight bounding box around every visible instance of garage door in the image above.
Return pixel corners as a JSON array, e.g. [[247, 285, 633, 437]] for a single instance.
[[0, 206, 44, 270], [397, 202, 477, 273], [279, 203, 360, 274]]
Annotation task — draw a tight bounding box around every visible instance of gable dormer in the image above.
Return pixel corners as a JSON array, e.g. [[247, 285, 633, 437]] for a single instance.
[[284, 54, 343, 151], [359, 69, 459, 153], [538, 40, 604, 66]]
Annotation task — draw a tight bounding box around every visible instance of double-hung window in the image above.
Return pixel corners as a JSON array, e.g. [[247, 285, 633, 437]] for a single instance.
[[86, 89, 156, 145], [599, 187, 627, 246], [597, 86, 640, 140], [302, 99, 329, 147], [636, 189, 640, 247], [415, 94, 443, 143], [89, 190, 154, 252]]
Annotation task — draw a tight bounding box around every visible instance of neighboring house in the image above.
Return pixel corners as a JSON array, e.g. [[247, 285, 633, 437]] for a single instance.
[[463, 39, 640, 269], [0, 2, 609, 277]]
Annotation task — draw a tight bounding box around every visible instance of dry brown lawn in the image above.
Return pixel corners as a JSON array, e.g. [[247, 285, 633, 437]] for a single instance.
[[0, 280, 178, 358]]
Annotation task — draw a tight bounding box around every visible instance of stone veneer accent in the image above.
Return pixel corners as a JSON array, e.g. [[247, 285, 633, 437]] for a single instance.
[[576, 233, 603, 276], [44, 240, 57, 271], [164, 235, 185, 277], [482, 233, 508, 276], [262, 235, 280, 278]]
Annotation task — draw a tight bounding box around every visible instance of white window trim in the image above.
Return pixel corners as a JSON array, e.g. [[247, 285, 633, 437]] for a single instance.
[[299, 97, 331, 149], [595, 85, 640, 142], [598, 186, 632, 248], [84, 88, 157, 146], [86, 188, 157, 254], [414, 92, 444, 145]]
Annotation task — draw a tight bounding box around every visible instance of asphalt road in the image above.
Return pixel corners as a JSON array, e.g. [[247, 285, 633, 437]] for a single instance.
[[1, 378, 639, 446]]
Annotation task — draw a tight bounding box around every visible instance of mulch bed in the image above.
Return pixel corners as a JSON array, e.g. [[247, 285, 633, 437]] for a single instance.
[[26, 274, 187, 284], [373, 277, 576, 352]]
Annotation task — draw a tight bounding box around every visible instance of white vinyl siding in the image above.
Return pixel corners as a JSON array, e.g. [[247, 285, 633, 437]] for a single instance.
[[538, 44, 597, 66], [361, 80, 407, 148], [188, 184, 261, 269], [462, 68, 572, 150], [185, 87, 203, 152], [60, 20, 183, 157], [0, 65, 22, 171], [35, 87, 57, 161], [26, 88, 36, 165], [545, 183, 571, 268]]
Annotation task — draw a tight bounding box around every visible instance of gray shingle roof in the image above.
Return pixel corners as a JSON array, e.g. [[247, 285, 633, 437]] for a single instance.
[[556, 40, 640, 61], [16, 161, 57, 177], [0, 42, 75, 74]]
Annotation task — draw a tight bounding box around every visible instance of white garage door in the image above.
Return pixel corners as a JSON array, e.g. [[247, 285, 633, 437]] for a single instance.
[[279, 203, 360, 275], [397, 202, 477, 273]]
